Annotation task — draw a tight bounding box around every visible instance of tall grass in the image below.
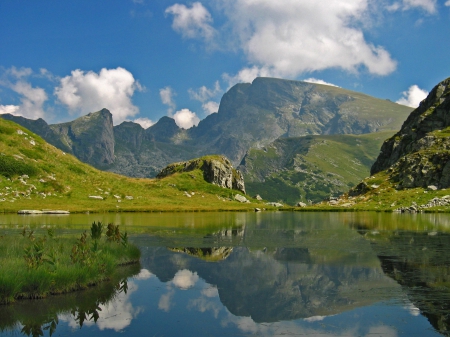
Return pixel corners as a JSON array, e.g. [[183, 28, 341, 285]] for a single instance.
[[0, 223, 140, 304]]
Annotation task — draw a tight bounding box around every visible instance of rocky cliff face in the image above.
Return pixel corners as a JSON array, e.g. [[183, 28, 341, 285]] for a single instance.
[[156, 155, 246, 194], [370, 77, 450, 189], [50, 108, 115, 167]]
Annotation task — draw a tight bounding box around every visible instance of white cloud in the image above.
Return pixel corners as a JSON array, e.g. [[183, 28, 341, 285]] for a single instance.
[[0, 104, 20, 115], [446, 0, 450, 6], [172, 269, 199, 289], [303, 78, 340, 87], [165, 2, 216, 41], [188, 81, 221, 102], [202, 101, 219, 115], [219, 0, 397, 82], [222, 65, 273, 87], [7, 66, 32, 79], [133, 117, 155, 129], [0, 82, 48, 120], [59, 281, 141, 332], [387, 0, 437, 13], [133, 268, 154, 280], [189, 81, 221, 115], [160, 86, 176, 116], [55, 67, 142, 125], [396, 84, 428, 107], [158, 289, 174, 312], [173, 109, 200, 129]]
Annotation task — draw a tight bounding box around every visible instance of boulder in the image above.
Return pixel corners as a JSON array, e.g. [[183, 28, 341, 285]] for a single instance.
[[234, 194, 250, 203], [296, 202, 307, 207], [157, 155, 246, 194]]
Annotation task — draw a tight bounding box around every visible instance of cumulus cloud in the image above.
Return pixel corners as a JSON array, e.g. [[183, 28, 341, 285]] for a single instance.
[[188, 81, 221, 102], [446, 0, 450, 6], [222, 65, 273, 87], [0, 67, 48, 120], [160, 86, 176, 116], [303, 78, 340, 87], [55, 67, 142, 125], [173, 109, 200, 129], [133, 117, 155, 129], [165, 2, 216, 41], [172, 269, 199, 289], [0, 82, 48, 119], [59, 281, 141, 331], [134, 268, 154, 280], [396, 84, 428, 107], [387, 0, 437, 13], [202, 101, 219, 114], [189, 81, 221, 114], [219, 0, 397, 83]]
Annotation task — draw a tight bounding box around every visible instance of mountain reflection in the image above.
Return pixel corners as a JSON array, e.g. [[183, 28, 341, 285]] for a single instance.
[[141, 227, 400, 323], [360, 229, 450, 336]]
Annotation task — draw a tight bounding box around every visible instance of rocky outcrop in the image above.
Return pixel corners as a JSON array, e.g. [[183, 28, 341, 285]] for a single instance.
[[50, 108, 115, 167], [370, 77, 450, 189], [156, 155, 246, 194]]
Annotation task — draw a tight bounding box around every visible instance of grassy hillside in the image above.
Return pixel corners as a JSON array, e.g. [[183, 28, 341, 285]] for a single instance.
[[0, 118, 265, 213], [240, 131, 393, 205]]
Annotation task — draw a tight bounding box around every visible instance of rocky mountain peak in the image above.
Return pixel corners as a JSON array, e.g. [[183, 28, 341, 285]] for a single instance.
[[368, 76, 450, 190]]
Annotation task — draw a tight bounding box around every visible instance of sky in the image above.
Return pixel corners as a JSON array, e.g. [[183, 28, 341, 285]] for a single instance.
[[0, 0, 450, 129]]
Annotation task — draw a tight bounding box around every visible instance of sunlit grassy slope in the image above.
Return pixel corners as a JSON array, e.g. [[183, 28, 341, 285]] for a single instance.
[[242, 131, 394, 204], [0, 118, 264, 213]]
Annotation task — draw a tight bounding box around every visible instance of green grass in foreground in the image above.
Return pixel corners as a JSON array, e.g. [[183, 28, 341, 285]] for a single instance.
[[0, 222, 141, 304]]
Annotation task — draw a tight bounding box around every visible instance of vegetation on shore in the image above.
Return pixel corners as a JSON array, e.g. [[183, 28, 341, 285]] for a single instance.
[[0, 222, 140, 304]]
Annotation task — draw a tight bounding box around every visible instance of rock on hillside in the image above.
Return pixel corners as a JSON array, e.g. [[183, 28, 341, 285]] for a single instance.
[[157, 155, 246, 194], [370, 76, 450, 189]]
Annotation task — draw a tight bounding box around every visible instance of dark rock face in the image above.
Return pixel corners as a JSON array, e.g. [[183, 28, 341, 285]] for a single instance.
[[156, 155, 246, 194], [371, 77, 450, 189], [50, 108, 115, 167]]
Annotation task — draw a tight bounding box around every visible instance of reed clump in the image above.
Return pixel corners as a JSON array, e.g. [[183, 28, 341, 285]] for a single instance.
[[0, 221, 140, 304]]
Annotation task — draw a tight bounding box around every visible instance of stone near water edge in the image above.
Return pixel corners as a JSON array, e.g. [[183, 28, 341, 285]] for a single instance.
[[296, 202, 307, 207]]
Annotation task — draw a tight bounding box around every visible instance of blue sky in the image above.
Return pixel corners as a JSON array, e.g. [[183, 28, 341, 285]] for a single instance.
[[1, 0, 449, 129]]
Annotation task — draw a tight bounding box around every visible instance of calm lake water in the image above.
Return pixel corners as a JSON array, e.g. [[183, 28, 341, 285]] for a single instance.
[[1, 211, 450, 336]]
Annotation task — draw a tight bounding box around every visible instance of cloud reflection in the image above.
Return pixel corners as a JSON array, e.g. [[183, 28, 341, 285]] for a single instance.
[[59, 281, 142, 332]]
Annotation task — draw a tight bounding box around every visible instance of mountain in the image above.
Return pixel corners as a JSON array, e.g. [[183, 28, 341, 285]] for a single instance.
[[187, 77, 411, 165], [239, 131, 394, 204], [2, 108, 115, 169], [1, 77, 413, 179], [370, 76, 450, 189], [322, 76, 450, 211]]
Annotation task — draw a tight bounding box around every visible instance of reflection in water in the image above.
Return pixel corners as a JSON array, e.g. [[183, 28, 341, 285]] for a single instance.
[[359, 229, 450, 336], [0, 265, 141, 336], [2, 212, 450, 336]]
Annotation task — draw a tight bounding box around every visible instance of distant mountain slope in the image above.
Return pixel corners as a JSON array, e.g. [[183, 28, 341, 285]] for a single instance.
[[321, 76, 450, 211], [239, 132, 393, 204], [1, 77, 413, 178]]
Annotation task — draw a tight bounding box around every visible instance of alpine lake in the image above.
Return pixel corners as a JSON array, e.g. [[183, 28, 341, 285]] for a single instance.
[[1, 211, 450, 337]]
